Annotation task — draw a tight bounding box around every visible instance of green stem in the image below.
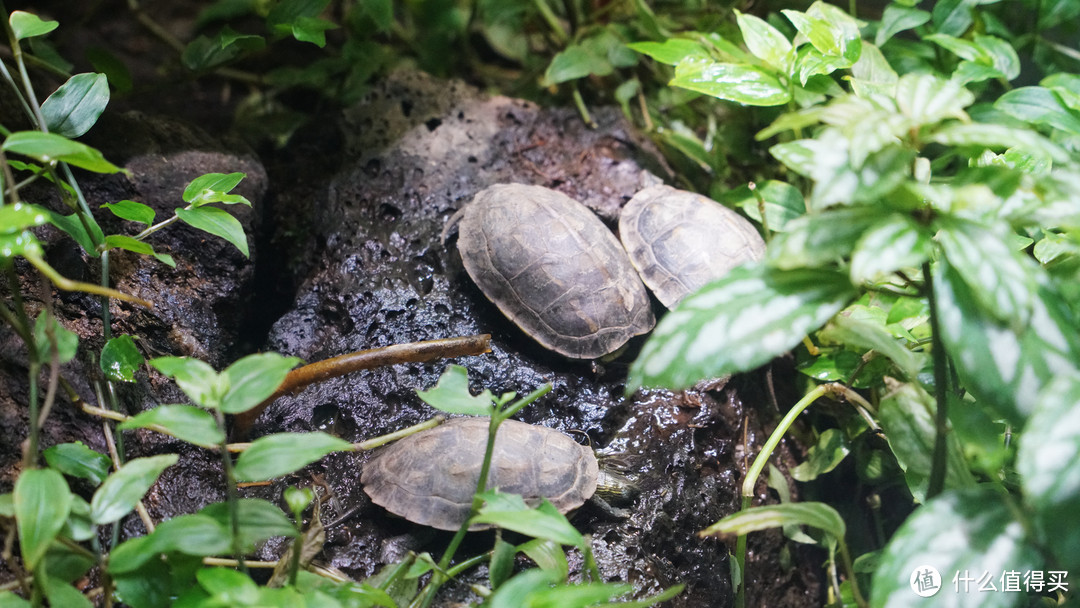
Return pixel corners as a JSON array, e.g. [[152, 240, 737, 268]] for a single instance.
[[571, 84, 596, 128], [132, 213, 182, 241], [838, 538, 868, 608], [532, 0, 568, 44], [215, 409, 247, 573], [24, 254, 153, 308], [924, 261, 949, 499]]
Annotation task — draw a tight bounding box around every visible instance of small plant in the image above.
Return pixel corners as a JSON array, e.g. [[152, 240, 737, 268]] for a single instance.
[[625, 2, 1080, 607]]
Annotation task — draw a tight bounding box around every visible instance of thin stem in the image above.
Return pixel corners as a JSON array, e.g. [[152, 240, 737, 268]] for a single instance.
[[838, 538, 868, 608], [132, 214, 182, 241], [532, 0, 569, 44], [924, 261, 949, 499], [24, 254, 153, 308], [214, 408, 247, 573]]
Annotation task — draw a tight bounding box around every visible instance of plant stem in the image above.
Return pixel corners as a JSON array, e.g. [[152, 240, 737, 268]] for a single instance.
[[924, 261, 949, 499], [24, 254, 153, 308], [533, 0, 569, 44], [215, 409, 247, 573]]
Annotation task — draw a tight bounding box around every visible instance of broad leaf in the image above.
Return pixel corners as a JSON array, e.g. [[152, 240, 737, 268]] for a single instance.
[[850, 213, 932, 284], [626, 39, 710, 66], [782, 4, 860, 65], [723, 180, 805, 232], [33, 313, 78, 364], [220, 352, 301, 414], [820, 312, 924, 381], [929, 123, 1069, 163], [734, 10, 793, 73], [791, 429, 850, 482], [878, 382, 976, 502], [0, 202, 48, 233], [471, 492, 584, 547], [9, 11, 58, 40], [199, 499, 298, 548], [90, 454, 178, 524], [101, 200, 155, 226], [628, 264, 856, 392], [44, 209, 104, 257], [1017, 375, 1080, 573], [182, 172, 248, 204], [149, 356, 224, 409], [417, 364, 495, 415], [118, 404, 224, 448], [232, 432, 352, 481], [100, 334, 144, 383], [108, 514, 232, 573], [875, 5, 931, 46], [995, 86, 1080, 136], [175, 206, 249, 257], [872, 487, 1041, 606], [43, 442, 111, 486], [894, 73, 973, 126], [41, 73, 110, 138], [1, 131, 122, 173], [768, 206, 883, 270], [14, 468, 73, 569], [671, 57, 790, 106]]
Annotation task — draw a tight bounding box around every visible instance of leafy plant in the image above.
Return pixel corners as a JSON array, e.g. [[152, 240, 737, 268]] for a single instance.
[[626, 1, 1080, 606]]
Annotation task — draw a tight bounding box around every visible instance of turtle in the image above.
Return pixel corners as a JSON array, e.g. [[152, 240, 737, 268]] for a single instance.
[[446, 183, 655, 359], [618, 184, 766, 309], [361, 417, 602, 531]]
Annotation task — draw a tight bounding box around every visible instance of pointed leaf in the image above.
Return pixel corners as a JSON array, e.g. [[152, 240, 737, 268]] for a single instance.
[[723, 180, 806, 232], [9, 11, 58, 40], [734, 10, 793, 73], [33, 313, 78, 364], [101, 200, 155, 226], [233, 432, 352, 481], [118, 404, 225, 448], [175, 206, 249, 257], [41, 73, 110, 138], [768, 206, 882, 270], [198, 499, 298, 548], [14, 468, 73, 569], [90, 454, 178, 524], [182, 172, 247, 204], [929, 122, 1069, 162], [0, 202, 49, 233], [100, 334, 144, 383], [471, 492, 584, 547], [628, 264, 856, 392], [44, 209, 103, 256], [43, 442, 112, 486], [221, 352, 301, 414], [701, 501, 845, 541], [875, 5, 931, 46], [2, 131, 122, 173], [791, 429, 850, 482], [783, 2, 861, 64], [871, 488, 1040, 606], [626, 39, 711, 66], [149, 356, 223, 409], [671, 57, 790, 106], [895, 73, 973, 125], [850, 214, 931, 284], [995, 86, 1080, 136], [417, 364, 495, 415]]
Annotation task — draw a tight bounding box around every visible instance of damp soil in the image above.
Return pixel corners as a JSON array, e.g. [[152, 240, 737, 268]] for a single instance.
[[0, 3, 824, 606]]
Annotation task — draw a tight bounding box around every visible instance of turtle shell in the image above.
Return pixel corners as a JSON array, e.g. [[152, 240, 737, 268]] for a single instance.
[[361, 417, 599, 531], [455, 183, 655, 359], [619, 185, 765, 309]]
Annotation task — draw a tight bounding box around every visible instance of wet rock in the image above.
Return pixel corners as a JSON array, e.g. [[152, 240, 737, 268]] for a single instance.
[[254, 70, 821, 606]]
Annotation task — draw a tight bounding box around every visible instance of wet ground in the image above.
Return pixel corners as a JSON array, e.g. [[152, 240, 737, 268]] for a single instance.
[[0, 4, 824, 605]]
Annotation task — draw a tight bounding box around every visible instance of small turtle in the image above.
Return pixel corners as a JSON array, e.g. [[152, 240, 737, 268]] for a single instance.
[[447, 183, 655, 359], [619, 185, 766, 309], [361, 417, 602, 531]]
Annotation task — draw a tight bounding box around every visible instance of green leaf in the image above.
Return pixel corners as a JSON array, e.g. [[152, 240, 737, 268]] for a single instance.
[[878, 382, 976, 502], [44, 209, 103, 257], [59, 495, 96, 543], [416, 364, 495, 415], [850, 214, 932, 284], [791, 429, 850, 482], [41, 73, 110, 138], [628, 264, 856, 392], [768, 206, 882, 269], [875, 5, 931, 46], [519, 539, 569, 576], [175, 206, 249, 257], [181, 34, 243, 71], [471, 492, 584, 547], [0, 591, 32, 607], [849, 42, 898, 98], [182, 172, 248, 205], [86, 47, 133, 93], [974, 35, 1020, 81], [782, 2, 861, 65], [196, 568, 259, 604], [936, 217, 1036, 326], [931, 0, 979, 36], [671, 57, 791, 106], [9, 11, 58, 40], [820, 312, 924, 381], [734, 10, 793, 73], [102, 234, 156, 258], [100, 335, 144, 383], [722, 180, 805, 232], [487, 570, 564, 608], [626, 39, 710, 66], [149, 356, 224, 409], [1, 131, 122, 173], [871, 487, 1040, 606], [101, 200, 155, 226], [924, 33, 989, 64], [490, 537, 517, 589], [0, 202, 49, 233], [221, 352, 301, 414], [995, 86, 1080, 136], [543, 45, 613, 86], [894, 73, 973, 125], [118, 404, 225, 448], [233, 432, 352, 481], [512, 581, 634, 608], [928, 122, 1070, 162], [108, 514, 232, 573], [14, 468, 72, 569], [0, 231, 44, 258], [90, 454, 178, 524], [198, 499, 298, 548], [1017, 375, 1080, 573], [291, 16, 337, 47], [33, 313, 78, 364], [43, 581, 92, 608], [43, 442, 111, 486], [933, 260, 1080, 424], [266, 0, 331, 28], [701, 502, 845, 542]]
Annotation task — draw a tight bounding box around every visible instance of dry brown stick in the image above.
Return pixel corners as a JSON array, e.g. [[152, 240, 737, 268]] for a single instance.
[[232, 334, 492, 438]]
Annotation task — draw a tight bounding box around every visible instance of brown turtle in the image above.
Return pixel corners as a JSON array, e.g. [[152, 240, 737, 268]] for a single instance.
[[619, 184, 766, 309], [361, 417, 600, 531], [448, 183, 655, 359]]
